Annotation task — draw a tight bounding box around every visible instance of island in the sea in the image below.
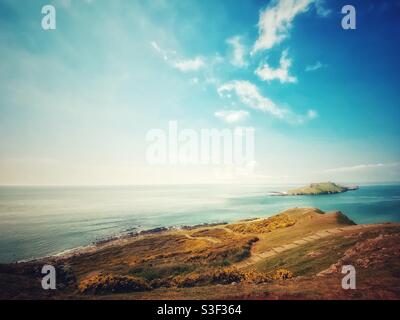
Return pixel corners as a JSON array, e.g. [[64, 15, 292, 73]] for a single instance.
[[269, 182, 359, 196]]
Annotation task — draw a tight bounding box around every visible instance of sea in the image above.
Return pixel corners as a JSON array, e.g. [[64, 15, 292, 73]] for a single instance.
[[0, 184, 399, 263]]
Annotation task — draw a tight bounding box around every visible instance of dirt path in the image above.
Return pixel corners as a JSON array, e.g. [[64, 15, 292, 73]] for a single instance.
[[235, 224, 378, 269]]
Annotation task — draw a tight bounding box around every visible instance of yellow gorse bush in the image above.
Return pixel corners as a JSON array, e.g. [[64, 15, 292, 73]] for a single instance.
[[226, 214, 296, 234], [168, 267, 293, 288], [78, 268, 295, 293], [272, 269, 294, 280], [78, 273, 151, 294]]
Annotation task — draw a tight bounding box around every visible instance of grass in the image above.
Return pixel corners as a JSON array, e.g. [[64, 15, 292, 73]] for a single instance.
[[64, 225, 260, 287], [251, 208, 354, 253], [191, 228, 231, 239], [128, 264, 196, 281], [254, 227, 400, 277], [254, 235, 359, 276]]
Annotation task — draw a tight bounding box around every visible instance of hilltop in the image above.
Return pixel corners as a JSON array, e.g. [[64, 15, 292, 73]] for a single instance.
[[0, 207, 399, 300]]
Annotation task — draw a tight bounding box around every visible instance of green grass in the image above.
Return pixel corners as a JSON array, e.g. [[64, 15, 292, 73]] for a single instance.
[[128, 264, 196, 281], [254, 235, 360, 276]]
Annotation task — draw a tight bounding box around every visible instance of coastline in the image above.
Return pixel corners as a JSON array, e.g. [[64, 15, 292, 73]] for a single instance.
[[2, 207, 400, 300], [2, 183, 399, 265], [15, 221, 230, 264]]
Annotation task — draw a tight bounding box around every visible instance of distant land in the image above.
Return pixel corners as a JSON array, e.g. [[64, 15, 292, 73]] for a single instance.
[[269, 182, 359, 196], [1, 207, 399, 300]]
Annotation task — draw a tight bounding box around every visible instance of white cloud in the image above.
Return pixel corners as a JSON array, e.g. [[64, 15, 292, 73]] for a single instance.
[[214, 110, 249, 123], [173, 57, 205, 72], [290, 108, 318, 124], [217, 80, 316, 124], [227, 36, 246, 67], [255, 49, 297, 83], [324, 162, 400, 173], [150, 41, 169, 61], [305, 61, 323, 72], [218, 80, 285, 118], [252, 0, 314, 54], [315, 0, 332, 17], [151, 41, 204, 72]]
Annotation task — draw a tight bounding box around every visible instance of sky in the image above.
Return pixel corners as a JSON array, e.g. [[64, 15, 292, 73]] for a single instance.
[[0, 0, 399, 185]]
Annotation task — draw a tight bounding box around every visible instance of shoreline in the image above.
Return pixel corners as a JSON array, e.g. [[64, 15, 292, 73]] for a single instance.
[[13, 221, 230, 264], [2, 206, 400, 300], [1, 184, 399, 265], [11, 213, 384, 265], [7, 203, 396, 264]]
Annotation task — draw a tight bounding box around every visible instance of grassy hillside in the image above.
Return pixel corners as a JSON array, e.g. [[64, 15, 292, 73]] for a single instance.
[[0, 207, 399, 300]]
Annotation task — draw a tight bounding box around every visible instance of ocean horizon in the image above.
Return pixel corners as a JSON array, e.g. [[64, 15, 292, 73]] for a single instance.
[[1, 183, 400, 263]]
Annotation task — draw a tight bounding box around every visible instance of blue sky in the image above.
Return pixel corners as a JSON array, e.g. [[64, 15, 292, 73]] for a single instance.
[[0, 0, 399, 185]]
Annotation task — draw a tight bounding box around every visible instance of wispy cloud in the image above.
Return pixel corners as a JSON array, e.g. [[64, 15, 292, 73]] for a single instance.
[[251, 0, 331, 54], [217, 80, 316, 124], [151, 41, 204, 72], [255, 49, 297, 83], [173, 57, 205, 72], [305, 61, 324, 72], [252, 0, 314, 54], [150, 41, 170, 61], [218, 80, 285, 117], [315, 0, 332, 17], [324, 162, 400, 173], [227, 36, 247, 67], [214, 110, 249, 123]]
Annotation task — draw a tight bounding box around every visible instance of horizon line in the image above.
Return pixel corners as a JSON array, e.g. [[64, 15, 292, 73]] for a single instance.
[[0, 181, 400, 188]]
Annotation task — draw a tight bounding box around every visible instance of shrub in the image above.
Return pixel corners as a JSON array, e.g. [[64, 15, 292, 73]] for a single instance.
[[272, 269, 294, 280], [241, 270, 271, 284], [150, 277, 174, 289], [210, 267, 245, 284], [222, 259, 231, 266], [78, 273, 150, 294], [129, 264, 193, 281], [170, 267, 271, 287], [170, 267, 244, 288], [172, 273, 203, 287]]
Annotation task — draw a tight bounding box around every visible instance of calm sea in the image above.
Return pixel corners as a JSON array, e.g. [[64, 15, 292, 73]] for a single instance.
[[0, 184, 399, 263]]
